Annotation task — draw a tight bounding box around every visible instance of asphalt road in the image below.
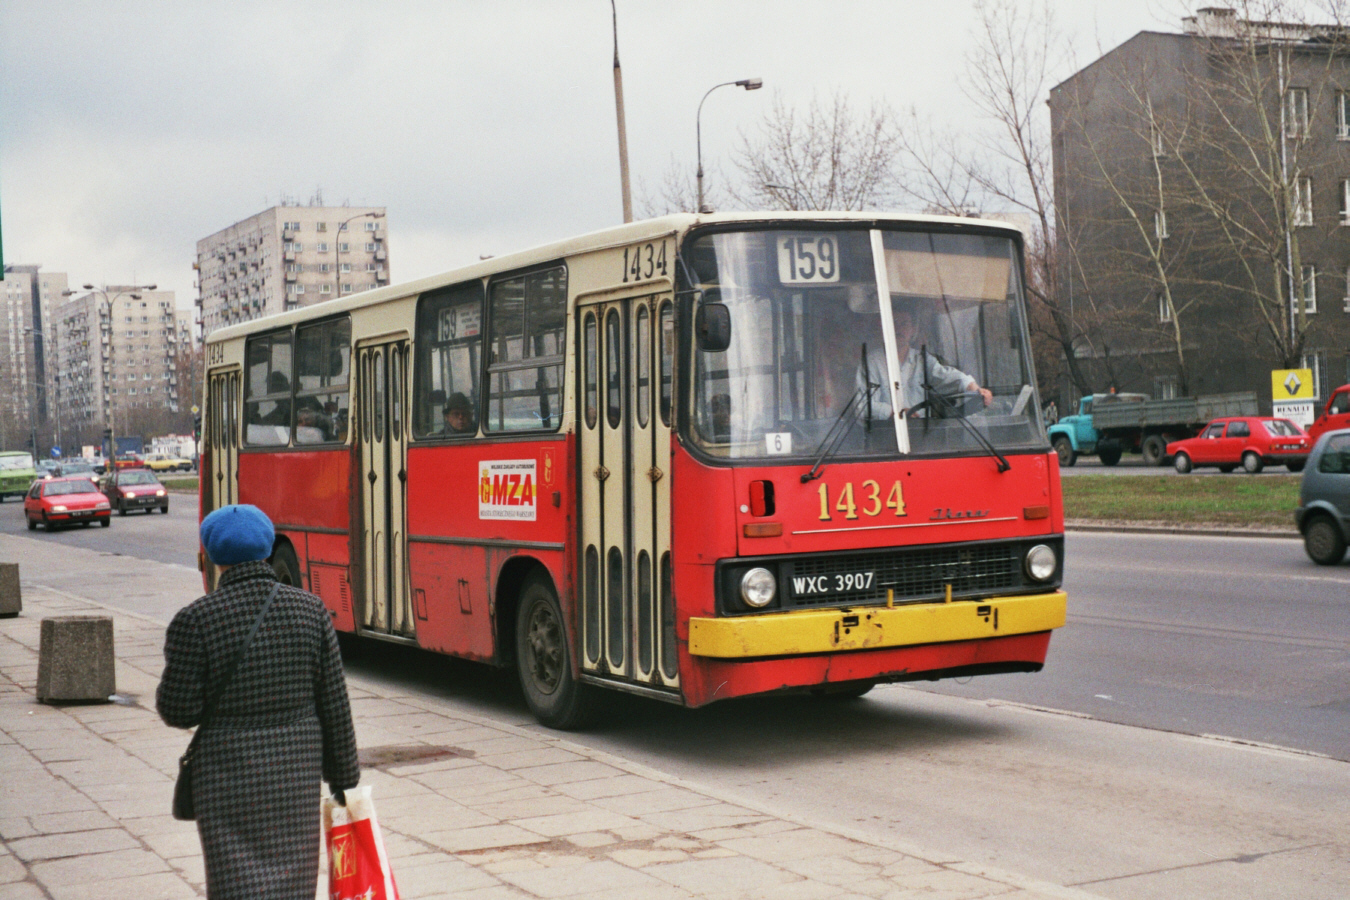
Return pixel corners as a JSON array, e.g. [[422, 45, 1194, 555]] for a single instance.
[[1058, 455, 1305, 476], [0, 488, 198, 567]]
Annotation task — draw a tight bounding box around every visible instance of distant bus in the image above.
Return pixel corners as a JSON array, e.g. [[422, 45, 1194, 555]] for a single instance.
[[200, 212, 1067, 728], [0, 452, 38, 502]]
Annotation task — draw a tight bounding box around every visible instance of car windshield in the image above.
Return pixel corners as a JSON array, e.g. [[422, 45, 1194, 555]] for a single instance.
[[118, 472, 160, 486], [44, 480, 95, 496], [1263, 419, 1304, 437], [0, 454, 34, 471], [684, 226, 1046, 460], [62, 463, 94, 473]]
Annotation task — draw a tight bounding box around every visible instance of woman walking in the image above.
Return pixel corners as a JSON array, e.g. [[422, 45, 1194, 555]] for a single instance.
[[158, 504, 360, 899]]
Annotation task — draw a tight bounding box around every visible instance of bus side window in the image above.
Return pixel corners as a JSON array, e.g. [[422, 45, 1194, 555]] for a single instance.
[[243, 330, 293, 446], [486, 266, 567, 433], [294, 316, 351, 444], [413, 282, 484, 438]]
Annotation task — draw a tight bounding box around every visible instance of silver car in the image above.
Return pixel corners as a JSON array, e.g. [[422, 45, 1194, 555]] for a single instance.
[[1295, 428, 1350, 565]]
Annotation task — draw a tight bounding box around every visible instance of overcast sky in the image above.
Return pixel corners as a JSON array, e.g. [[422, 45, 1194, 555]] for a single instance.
[[2, 1, 1191, 314]]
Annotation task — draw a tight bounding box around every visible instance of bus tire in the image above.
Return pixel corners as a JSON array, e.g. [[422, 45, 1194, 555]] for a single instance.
[[1053, 436, 1076, 467], [516, 575, 597, 730], [270, 541, 302, 587]]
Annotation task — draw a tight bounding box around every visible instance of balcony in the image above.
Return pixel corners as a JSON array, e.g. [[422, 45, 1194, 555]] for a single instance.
[[284, 270, 297, 282], [375, 250, 387, 262], [283, 251, 296, 262], [375, 268, 389, 282]]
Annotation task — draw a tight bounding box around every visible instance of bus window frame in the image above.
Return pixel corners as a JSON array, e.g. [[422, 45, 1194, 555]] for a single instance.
[[242, 327, 295, 448], [292, 314, 353, 446], [412, 279, 486, 441], [483, 261, 568, 436]]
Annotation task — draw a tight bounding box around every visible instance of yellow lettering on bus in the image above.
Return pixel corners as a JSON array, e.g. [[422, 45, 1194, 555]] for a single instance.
[[835, 482, 859, 520]]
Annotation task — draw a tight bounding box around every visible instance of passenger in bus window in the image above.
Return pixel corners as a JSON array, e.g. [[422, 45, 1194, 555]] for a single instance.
[[441, 392, 476, 435], [260, 372, 292, 426], [860, 302, 991, 418], [295, 397, 332, 443]]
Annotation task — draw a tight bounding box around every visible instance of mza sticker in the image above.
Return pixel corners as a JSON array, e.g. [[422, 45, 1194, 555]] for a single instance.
[[479, 460, 537, 521]]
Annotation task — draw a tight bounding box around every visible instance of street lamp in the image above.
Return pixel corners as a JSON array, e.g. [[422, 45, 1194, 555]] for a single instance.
[[333, 212, 385, 300], [63, 284, 157, 463], [696, 78, 763, 214]]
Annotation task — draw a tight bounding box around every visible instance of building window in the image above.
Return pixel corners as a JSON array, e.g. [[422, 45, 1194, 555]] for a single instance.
[[1303, 350, 1329, 400], [1339, 92, 1350, 139], [340, 263, 351, 274], [1342, 180, 1350, 225], [320, 284, 332, 294], [1285, 87, 1309, 138], [339, 242, 350, 253], [1301, 265, 1318, 314], [342, 284, 354, 294], [1155, 210, 1168, 240], [1158, 293, 1172, 323], [320, 263, 331, 273], [317, 242, 329, 253], [1343, 267, 1350, 311], [316, 222, 327, 232], [365, 242, 377, 252], [1294, 176, 1314, 226]]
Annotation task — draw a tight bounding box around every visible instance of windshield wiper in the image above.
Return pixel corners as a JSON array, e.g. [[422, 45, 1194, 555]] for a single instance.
[[802, 345, 881, 483]]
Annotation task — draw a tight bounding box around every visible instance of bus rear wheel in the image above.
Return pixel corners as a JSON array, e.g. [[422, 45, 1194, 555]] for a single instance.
[[516, 576, 597, 730], [270, 542, 301, 587]]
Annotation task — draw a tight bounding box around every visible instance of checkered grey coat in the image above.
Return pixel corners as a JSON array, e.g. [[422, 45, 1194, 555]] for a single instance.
[[157, 560, 360, 900]]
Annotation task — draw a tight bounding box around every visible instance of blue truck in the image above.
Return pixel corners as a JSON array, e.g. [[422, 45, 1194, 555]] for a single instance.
[[1049, 391, 1259, 467]]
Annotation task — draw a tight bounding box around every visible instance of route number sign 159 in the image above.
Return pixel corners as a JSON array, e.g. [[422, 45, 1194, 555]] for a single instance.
[[778, 234, 839, 284]]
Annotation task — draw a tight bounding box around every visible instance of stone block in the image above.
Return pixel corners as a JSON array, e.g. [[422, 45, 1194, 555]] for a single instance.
[[0, 563, 19, 617], [36, 617, 114, 702]]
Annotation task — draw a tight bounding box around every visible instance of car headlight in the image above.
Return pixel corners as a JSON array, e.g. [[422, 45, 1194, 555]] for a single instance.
[[1025, 544, 1057, 582], [124, 491, 137, 498], [156, 490, 166, 497], [51, 505, 67, 512], [740, 567, 777, 608], [96, 501, 110, 509]]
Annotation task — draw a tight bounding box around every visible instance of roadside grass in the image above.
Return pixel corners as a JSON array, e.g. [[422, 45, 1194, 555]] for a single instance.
[[1061, 474, 1301, 528], [160, 476, 199, 492]]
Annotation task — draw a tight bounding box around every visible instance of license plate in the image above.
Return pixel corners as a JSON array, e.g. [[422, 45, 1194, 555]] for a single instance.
[[790, 570, 876, 597]]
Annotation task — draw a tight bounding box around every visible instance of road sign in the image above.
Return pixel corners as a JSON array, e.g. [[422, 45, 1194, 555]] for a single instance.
[[1272, 368, 1314, 401]]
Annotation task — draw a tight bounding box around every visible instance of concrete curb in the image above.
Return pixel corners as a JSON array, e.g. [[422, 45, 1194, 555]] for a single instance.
[[1066, 520, 1301, 539]]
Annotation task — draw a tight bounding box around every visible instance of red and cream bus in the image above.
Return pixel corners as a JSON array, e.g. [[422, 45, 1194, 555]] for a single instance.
[[200, 212, 1067, 728]]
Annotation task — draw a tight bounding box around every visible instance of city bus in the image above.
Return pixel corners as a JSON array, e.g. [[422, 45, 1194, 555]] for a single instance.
[[200, 212, 1067, 728]]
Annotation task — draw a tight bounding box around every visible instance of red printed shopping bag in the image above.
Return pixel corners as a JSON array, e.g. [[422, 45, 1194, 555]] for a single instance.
[[323, 785, 399, 900]]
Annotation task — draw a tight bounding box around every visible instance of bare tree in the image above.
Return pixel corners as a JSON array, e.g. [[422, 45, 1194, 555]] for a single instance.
[[637, 156, 730, 217], [896, 0, 1095, 399], [729, 91, 902, 211]]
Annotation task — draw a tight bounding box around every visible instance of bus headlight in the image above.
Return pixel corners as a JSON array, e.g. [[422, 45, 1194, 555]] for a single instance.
[[740, 567, 777, 608], [1025, 544, 1056, 582]]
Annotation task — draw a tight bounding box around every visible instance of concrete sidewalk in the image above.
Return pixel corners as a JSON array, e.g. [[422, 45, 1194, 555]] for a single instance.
[[0, 582, 1102, 900]]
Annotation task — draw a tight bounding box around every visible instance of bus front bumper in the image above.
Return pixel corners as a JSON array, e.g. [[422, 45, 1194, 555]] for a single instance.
[[687, 591, 1067, 659]]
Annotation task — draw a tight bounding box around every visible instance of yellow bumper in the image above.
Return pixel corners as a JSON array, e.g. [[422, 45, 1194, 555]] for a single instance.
[[688, 591, 1067, 659]]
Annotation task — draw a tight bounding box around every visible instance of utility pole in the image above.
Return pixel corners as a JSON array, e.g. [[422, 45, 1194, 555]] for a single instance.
[[611, 0, 633, 223]]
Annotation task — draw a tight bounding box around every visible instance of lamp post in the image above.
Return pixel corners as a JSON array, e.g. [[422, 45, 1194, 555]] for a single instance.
[[610, 0, 633, 223], [696, 78, 763, 214], [333, 212, 385, 300], [64, 283, 157, 463], [22, 327, 59, 457]]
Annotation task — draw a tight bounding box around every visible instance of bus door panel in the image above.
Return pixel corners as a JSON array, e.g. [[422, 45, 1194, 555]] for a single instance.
[[207, 369, 241, 512], [578, 294, 675, 689], [357, 340, 413, 639]]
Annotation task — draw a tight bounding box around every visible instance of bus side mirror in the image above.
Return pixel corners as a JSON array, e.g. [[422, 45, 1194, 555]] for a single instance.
[[695, 304, 731, 352]]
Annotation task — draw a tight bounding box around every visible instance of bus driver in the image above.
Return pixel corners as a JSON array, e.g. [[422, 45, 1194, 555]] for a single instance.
[[860, 302, 992, 419]]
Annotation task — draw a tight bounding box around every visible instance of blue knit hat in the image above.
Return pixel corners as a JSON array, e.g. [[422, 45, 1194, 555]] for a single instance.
[[200, 504, 275, 565]]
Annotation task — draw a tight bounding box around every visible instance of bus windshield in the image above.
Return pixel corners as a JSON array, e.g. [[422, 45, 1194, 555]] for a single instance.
[[684, 226, 1046, 461]]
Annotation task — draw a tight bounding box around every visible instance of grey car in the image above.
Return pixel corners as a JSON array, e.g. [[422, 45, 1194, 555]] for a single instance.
[[1295, 428, 1350, 565]]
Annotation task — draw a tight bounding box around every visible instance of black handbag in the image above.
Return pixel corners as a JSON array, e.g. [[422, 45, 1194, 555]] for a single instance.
[[173, 585, 279, 821]]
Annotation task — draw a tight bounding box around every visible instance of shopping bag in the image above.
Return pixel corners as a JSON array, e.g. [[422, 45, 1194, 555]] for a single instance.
[[323, 785, 399, 900]]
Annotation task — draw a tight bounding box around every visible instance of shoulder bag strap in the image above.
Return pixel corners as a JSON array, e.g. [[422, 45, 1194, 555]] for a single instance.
[[196, 583, 281, 731]]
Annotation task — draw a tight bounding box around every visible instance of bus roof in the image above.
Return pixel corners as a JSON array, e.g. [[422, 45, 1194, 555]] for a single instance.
[[205, 210, 1024, 345]]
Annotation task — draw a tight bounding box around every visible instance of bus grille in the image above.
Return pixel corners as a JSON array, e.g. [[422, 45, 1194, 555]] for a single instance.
[[786, 542, 1023, 609]]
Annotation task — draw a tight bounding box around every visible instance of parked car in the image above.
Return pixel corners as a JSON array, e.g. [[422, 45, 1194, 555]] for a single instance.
[[143, 452, 194, 473], [113, 452, 145, 470], [99, 468, 169, 515], [1166, 416, 1310, 474], [1295, 428, 1350, 565], [0, 451, 38, 502], [23, 476, 112, 530]]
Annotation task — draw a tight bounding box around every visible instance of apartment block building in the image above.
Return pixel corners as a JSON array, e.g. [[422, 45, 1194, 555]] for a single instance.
[[195, 205, 389, 338], [53, 287, 192, 449], [1, 265, 68, 450], [1049, 7, 1350, 410]]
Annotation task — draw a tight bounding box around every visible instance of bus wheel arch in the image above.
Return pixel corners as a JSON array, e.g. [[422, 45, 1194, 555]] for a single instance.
[[270, 538, 302, 588], [503, 562, 599, 730]]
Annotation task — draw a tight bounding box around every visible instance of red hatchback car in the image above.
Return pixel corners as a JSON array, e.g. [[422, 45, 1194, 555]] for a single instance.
[[1167, 416, 1310, 474], [24, 476, 112, 530]]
